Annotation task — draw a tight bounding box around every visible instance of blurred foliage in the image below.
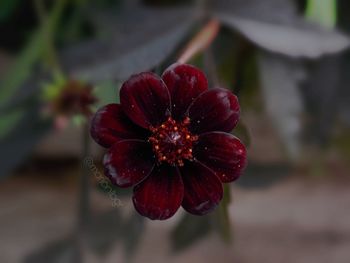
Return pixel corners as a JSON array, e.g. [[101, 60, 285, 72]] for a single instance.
[[0, 0, 21, 21], [87, 209, 123, 256], [212, 184, 232, 243], [122, 214, 145, 260], [237, 163, 291, 189], [24, 237, 77, 263], [1, 0, 350, 260], [232, 121, 251, 148], [0, 0, 68, 109], [171, 213, 212, 252], [0, 106, 52, 179], [0, 108, 24, 138], [26, 208, 145, 262], [306, 0, 337, 28]]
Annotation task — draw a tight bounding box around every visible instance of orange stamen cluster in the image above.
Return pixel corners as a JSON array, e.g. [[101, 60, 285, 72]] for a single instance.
[[149, 117, 198, 166]]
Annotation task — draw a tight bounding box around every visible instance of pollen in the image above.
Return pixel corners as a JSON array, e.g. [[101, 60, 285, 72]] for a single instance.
[[148, 117, 198, 166]]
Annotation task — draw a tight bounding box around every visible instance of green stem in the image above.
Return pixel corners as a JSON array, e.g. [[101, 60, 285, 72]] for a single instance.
[[75, 123, 91, 263], [79, 123, 91, 227], [33, 0, 64, 75]]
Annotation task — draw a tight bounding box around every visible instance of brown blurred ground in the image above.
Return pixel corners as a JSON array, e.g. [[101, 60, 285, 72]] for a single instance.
[[1, 167, 349, 263]]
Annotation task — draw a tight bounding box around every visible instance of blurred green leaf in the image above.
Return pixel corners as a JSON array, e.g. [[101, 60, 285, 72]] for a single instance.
[[215, 0, 349, 58], [306, 0, 337, 29], [212, 184, 232, 243], [94, 81, 120, 109], [0, 0, 68, 109], [122, 213, 145, 261], [332, 128, 350, 160], [24, 237, 77, 263], [0, 109, 24, 139], [258, 51, 303, 160], [170, 213, 212, 252], [96, 180, 132, 197], [64, 7, 194, 82], [237, 162, 291, 189], [87, 209, 122, 256], [0, 106, 51, 179], [0, 0, 21, 21], [301, 56, 341, 145], [232, 121, 251, 148]]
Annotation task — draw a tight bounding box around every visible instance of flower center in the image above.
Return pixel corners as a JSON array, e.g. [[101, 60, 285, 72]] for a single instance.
[[149, 117, 198, 166]]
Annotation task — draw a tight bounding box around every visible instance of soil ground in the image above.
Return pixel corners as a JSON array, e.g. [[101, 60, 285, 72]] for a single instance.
[[0, 167, 349, 263]]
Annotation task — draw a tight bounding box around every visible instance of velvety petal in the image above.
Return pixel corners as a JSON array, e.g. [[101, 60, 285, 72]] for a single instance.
[[90, 104, 148, 148], [194, 132, 247, 183], [103, 140, 155, 188], [133, 165, 184, 220], [187, 88, 240, 134], [180, 161, 223, 215], [162, 63, 208, 120], [120, 72, 171, 129]]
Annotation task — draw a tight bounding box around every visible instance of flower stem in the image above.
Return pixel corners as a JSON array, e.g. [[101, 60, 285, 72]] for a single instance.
[[79, 123, 91, 227], [177, 19, 220, 64], [74, 123, 91, 262], [33, 0, 64, 76]]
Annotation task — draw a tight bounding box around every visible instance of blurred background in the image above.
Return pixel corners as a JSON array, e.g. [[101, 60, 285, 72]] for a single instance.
[[1, 0, 350, 262]]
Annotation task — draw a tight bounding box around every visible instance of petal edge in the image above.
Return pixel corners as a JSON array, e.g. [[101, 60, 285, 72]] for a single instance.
[[90, 104, 148, 148], [194, 132, 247, 182], [120, 72, 171, 129], [181, 161, 223, 215], [162, 63, 208, 120], [104, 140, 155, 188], [133, 165, 184, 220], [188, 88, 240, 134]]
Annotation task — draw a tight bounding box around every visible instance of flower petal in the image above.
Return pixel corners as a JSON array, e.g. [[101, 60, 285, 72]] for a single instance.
[[120, 72, 171, 129], [187, 88, 240, 134], [162, 63, 208, 120], [90, 104, 148, 148], [133, 165, 184, 220], [180, 161, 223, 215], [194, 132, 247, 183], [103, 140, 155, 188]]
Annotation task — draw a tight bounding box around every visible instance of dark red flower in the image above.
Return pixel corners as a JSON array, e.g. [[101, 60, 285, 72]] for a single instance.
[[90, 63, 247, 220]]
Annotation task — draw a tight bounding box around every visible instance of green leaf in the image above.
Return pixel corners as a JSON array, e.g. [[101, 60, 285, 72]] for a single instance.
[[96, 180, 132, 197], [93, 81, 120, 109], [232, 121, 251, 148], [87, 209, 122, 256], [237, 162, 291, 189], [0, 0, 68, 109], [306, 0, 337, 29], [0, 109, 24, 139], [215, 0, 349, 59], [65, 7, 193, 82], [24, 237, 77, 263], [212, 184, 232, 243], [0, 0, 21, 21], [258, 51, 303, 160], [170, 213, 212, 252], [0, 106, 51, 179], [122, 213, 145, 261]]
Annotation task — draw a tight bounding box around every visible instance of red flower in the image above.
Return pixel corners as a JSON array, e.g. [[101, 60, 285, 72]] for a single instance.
[[90, 63, 247, 220]]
